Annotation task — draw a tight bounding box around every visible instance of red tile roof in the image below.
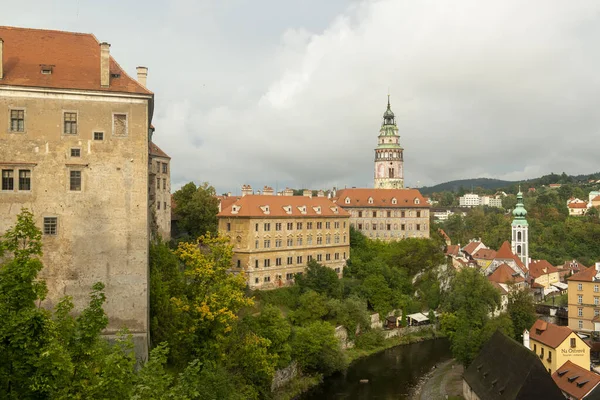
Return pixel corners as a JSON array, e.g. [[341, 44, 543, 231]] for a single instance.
[[529, 260, 559, 279], [473, 248, 496, 260], [488, 263, 523, 284], [334, 188, 429, 208], [217, 195, 241, 212], [552, 360, 600, 399], [529, 320, 574, 348], [495, 241, 527, 273], [0, 26, 151, 95], [218, 195, 350, 218], [463, 241, 482, 256], [149, 142, 170, 159], [438, 229, 450, 242], [568, 266, 599, 282], [490, 281, 508, 295], [445, 245, 460, 257], [559, 260, 589, 272], [569, 203, 588, 209], [592, 195, 600, 202]]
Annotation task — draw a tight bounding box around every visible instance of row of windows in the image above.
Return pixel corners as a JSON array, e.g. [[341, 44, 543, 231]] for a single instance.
[[577, 283, 600, 292], [156, 201, 168, 210], [367, 231, 427, 239], [254, 234, 347, 249], [576, 295, 600, 306], [155, 161, 168, 174], [2, 168, 82, 192], [250, 221, 345, 232], [8, 108, 127, 137], [252, 268, 342, 285], [354, 222, 427, 231], [355, 210, 425, 218], [156, 177, 168, 190], [241, 252, 347, 270]]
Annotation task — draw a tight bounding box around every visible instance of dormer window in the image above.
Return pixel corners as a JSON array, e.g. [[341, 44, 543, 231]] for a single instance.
[[283, 206, 292, 214], [345, 197, 350, 204], [414, 198, 420, 205], [231, 205, 240, 214], [391, 197, 397, 205], [330, 206, 338, 214], [313, 206, 322, 214], [297, 206, 307, 214], [368, 197, 374, 204], [40, 65, 53, 74]]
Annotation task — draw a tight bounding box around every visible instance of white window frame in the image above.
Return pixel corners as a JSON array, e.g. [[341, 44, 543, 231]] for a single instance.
[[43, 216, 59, 236], [62, 110, 79, 135]]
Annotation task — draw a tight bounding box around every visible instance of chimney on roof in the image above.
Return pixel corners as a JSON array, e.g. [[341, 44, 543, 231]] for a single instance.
[[0, 38, 3, 80], [241, 184, 253, 197], [100, 42, 111, 87], [283, 188, 293, 197], [263, 186, 274, 196], [303, 190, 312, 198], [136, 66, 148, 87], [596, 262, 600, 273], [317, 190, 325, 198]]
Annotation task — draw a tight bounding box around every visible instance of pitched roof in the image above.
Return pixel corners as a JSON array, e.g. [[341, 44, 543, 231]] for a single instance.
[[495, 241, 527, 273], [559, 260, 589, 272], [218, 195, 350, 218], [473, 248, 497, 260], [445, 245, 460, 257], [333, 188, 429, 209], [490, 281, 509, 295], [463, 330, 564, 400], [149, 142, 170, 159], [529, 320, 574, 349], [438, 229, 450, 242], [217, 195, 241, 212], [0, 26, 150, 95], [463, 241, 482, 256], [592, 195, 600, 202], [552, 361, 600, 400], [488, 263, 523, 284], [569, 203, 588, 209], [568, 266, 599, 283], [529, 260, 559, 279]]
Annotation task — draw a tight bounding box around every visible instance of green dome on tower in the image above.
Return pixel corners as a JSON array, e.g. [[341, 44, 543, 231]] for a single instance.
[[512, 190, 528, 225]]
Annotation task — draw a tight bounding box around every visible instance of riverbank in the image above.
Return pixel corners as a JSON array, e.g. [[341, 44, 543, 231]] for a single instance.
[[274, 327, 443, 400], [411, 358, 463, 400]]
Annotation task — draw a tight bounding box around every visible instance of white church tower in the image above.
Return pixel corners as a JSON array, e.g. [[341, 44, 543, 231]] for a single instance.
[[374, 95, 404, 189], [511, 189, 529, 271]]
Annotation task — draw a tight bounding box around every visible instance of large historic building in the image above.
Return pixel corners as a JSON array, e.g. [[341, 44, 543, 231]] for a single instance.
[[374, 96, 404, 189], [567, 263, 600, 333], [218, 187, 350, 289], [0, 26, 153, 359], [149, 137, 171, 240], [334, 188, 430, 240]]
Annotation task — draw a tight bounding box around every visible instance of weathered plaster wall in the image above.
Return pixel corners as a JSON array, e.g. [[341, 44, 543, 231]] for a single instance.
[[0, 89, 150, 359]]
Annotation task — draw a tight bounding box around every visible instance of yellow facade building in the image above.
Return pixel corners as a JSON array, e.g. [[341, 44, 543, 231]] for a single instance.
[[526, 320, 590, 374], [333, 188, 430, 241], [568, 264, 600, 332], [529, 259, 560, 289], [218, 191, 350, 289], [0, 26, 154, 358]]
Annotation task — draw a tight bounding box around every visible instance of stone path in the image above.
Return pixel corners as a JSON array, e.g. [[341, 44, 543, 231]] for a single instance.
[[412, 359, 464, 400]]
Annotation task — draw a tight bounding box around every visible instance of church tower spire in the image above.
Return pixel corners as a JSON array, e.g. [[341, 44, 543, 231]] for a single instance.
[[374, 95, 404, 189], [511, 187, 529, 271]]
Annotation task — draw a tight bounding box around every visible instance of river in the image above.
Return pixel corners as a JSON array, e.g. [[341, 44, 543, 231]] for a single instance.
[[299, 339, 451, 400]]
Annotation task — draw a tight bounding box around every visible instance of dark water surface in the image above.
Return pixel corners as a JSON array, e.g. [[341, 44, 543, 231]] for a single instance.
[[300, 339, 451, 400]]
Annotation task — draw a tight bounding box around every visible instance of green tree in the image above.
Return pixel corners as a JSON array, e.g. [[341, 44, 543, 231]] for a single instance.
[[172, 182, 219, 240], [507, 287, 536, 342], [290, 290, 329, 326], [243, 304, 292, 368], [291, 321, 347, 375], [295, 260, 342, 298]]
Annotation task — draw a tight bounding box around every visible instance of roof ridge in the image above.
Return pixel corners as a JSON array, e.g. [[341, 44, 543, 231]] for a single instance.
[[0, 25, 93, 37]]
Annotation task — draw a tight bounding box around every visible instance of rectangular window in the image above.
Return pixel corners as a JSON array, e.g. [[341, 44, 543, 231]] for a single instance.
[[578, 308, 583, 317], [401, 224, 405, 231], [595, 285, 599, 293], [416, 211, 421, 218], [358, 223, 363, 230], [276, 223, 282, 231], [93, 131, 104, 141], [18, 170, 31, 191], [63, 112, 77, 134], [156, 161, 161, 173], [157, 202, 161, 210], [326, 235, 331, 244], [286, 273, 294, 281], [226, 223, 231, 231], [287, 222, 293, 230], [255, 260, 259, 268], [387, 211, 391, 218], [264, 239, 270, 248], [113, 114, 128, 136], [579, 283, 583, 291], [541, 348, 544, 357], [571, 338, 577, 347], [297, 222, 303, 230], [317, 222, 322, 229], [43, 217, 58, 235], [163, 201, 167, 210], [162, 163, 168, 173], [372, 223, 377, 230], [264, 223, 271, 231], [326, 222, 331, 229], [264, 259, 270, 268], [372, 211, 377, 218], [157, 178, 161, 189], [401, 211, 405, 218], [326, 254, 331, 261], [10, 109, 25, 132], [387, 224, 391, 231], [307, 255, 313, 262], [255, 223, 259, 232], [307, 222, 313, 229], [317, 236, 322, 245], [358, 211, 363, 218], [307, 236, 313, 245], [335, 253, 339, 260], [595, 309, 600, 318], [317, 254, 322, 262], [416, 224, 421, 231], [237, 260, 241, 268], [287, 256, 293, 265], [2, 169, 14, 191], [69, 171, 81, 191], [534, 344, 537, 352], [287, 238, 293, 246], [334, 221, 340, 229], [163, 179, 166, 190], [276, 258, 282, 266], [578, 295, 583, 304], [548, 351, 552, 361], [595, 297, 599, 306], [275, 239, 282, 248], [296, 256, 303, 264], [578, 320, 583, 329], [70, 148, 81, 157], [264, 276, 271, 282], [297, 237, 303, 246], [255, 240, 259, 249]]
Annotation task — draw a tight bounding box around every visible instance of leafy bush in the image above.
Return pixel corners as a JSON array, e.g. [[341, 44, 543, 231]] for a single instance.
[[355, 329, 385, 350]]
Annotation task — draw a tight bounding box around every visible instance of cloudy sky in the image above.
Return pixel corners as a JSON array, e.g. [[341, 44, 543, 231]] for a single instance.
[[4, 0, 600, 193]]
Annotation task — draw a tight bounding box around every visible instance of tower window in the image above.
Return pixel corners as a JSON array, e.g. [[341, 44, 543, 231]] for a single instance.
[[517, 232, 522, 241]]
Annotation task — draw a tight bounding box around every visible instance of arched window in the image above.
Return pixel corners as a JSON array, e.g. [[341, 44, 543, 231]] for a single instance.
[[517, 245, 522, 254], [517, 231, 522, 241], [368, 197, 374, 204], [345, 197, 350, 204], [392, 198, 397, 205]]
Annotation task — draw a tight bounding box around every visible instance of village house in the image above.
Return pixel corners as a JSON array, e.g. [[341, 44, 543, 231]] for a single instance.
[[463, 331, 564, 400], [529, 259, 561, 289], [0, 26, 154, 358], [559, 260, 589, 282], [524, 320, 590, 374], [552, 361, 600, 400], [568, 263, 600, 333], [472, 248, 497, 270], [483, 241, 528, 278], [217, 186, 350, 289]]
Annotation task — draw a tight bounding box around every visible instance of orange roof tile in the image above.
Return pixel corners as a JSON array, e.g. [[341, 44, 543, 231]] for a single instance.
[[552, 361, 600, 400], [217, 195, 241, 212], [473, 248, 496, 260], [463, 241, 482, 255], [495, 241, 527, 273], [438, 229, 450, 241], [569, 203, 588, 209], [0, 26, 151, 95], [568, 266, 599, 282], [149, 142, 170, 159], [488, 263, 522, 284], [334, 188, 429, 209], [445, 245, 460, 257], [529, 320, 577, 349], [529, 260, 559, 279], [559, 260, 589, 272], [218, 195, 350, 218], [489, 281, 509, 295], [592, 195, 600, 202]]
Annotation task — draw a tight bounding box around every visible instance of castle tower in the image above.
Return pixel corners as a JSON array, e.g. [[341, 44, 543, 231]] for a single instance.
[[374, 95, 404, 189], [511, 189, 529, 271]]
